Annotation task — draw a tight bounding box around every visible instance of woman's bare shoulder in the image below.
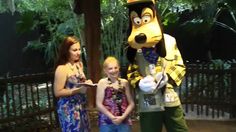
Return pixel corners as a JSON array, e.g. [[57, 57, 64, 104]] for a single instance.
[[56, 65, 67, 70], [55, 65, 68, 75]]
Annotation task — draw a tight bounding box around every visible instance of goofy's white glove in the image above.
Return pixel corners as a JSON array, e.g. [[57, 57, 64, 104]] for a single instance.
[[139, 75, 157, 93]]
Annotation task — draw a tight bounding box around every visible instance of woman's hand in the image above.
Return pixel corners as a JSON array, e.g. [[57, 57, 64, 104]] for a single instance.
[[77, 79, 94, 93], [79, 86, 87, 93], [85, 79, 93, 85], [70, 87, 85, 94], [72, 85, 88, 94], [83, 79, 97, 87]]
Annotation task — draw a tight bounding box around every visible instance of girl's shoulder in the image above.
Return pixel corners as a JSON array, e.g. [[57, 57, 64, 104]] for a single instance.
[[97, 78, 109, 90]]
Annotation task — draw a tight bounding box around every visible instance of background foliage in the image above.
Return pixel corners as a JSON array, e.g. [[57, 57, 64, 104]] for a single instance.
[[1, 0, 85, 65], [0, 0, 235, 68], [100, 0, 128, 66]]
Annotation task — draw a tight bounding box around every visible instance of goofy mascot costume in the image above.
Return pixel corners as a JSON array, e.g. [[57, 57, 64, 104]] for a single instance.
[[126, 0, 188, 132]]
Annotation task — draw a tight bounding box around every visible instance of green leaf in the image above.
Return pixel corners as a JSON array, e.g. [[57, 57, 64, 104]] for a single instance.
[[16, 11, 36, 34]]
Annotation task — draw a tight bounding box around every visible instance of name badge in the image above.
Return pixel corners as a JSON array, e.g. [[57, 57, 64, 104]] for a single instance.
[[143, 94, 156, 106]]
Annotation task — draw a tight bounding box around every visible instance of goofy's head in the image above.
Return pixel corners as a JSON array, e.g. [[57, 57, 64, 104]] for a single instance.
[[126, 0, 166, 63]]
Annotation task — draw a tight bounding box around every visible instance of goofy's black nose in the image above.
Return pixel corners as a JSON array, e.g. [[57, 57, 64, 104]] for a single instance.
[[135, 33, 147, 44]]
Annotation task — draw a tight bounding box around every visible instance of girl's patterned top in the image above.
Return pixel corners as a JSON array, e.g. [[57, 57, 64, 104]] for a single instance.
[[98, 85, 132, 126]]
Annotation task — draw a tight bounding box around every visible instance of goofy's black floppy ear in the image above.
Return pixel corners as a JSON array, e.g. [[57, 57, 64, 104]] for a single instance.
[[126, 46, 137, 64], [155, 36, 166, 57]]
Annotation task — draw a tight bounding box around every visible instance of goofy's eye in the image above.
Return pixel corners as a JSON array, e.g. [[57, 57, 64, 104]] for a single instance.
[[133, 17, 142, 25], [142, 15, 151, 24]]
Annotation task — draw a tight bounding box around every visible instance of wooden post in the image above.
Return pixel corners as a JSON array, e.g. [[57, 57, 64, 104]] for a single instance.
[[231, 63, 236, 118], [74, 0, 101, 108]]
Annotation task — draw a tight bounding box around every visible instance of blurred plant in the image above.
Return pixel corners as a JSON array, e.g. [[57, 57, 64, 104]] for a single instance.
[[157, 0, 236, 61], [1, 0, 236, 65], [0, 0, 10, 13], [100, 0, 129, 67], [210, 59, 236, 69], [1, 0, 85, 65]]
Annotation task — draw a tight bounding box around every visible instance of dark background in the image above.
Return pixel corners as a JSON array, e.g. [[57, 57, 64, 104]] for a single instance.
[[0, 12, 49, 76]]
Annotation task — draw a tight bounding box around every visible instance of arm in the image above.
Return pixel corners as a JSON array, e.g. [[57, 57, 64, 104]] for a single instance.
[[165, 43, 186, 87], [96, 79, 116, 120], [77, 60, 94, 87], [127, 64, 142, 88], [53, 65, 83, 98]]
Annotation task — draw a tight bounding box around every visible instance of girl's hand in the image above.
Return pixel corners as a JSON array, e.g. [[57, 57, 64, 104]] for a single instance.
[[112, 116, 125, 125]]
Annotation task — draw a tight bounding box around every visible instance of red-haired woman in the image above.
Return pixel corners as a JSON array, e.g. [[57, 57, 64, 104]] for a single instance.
[[54, 36, 93, 132]]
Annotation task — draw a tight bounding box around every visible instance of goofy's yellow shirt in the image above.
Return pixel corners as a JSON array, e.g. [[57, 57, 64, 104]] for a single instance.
[[127, 34, 186, 112]]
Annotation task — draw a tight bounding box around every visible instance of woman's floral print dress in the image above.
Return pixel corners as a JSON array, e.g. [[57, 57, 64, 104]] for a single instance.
[[57, 75, 90, 132]]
